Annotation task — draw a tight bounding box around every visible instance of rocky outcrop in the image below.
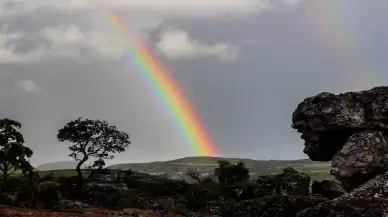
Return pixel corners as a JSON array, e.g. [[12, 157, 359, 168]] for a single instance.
[[205, 195, 326, 217], [83, 169, 129, 207], [298, 171, 388, 217], [255, 168, 310, 197], [292, 87, 388, 190], [292, 86, 388, 217], [311, 180, 344, 199]]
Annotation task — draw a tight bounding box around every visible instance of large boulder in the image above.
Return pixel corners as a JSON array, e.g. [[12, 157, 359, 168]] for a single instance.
[[311, 180, 344, 199], [292, 86, 388, 217], [292, 87, 388, 161], [292, 87, 388, 190]]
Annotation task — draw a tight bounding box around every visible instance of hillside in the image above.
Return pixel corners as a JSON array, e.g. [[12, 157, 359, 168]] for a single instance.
[[37, 161, 90, 171], [107, 156, 332, 180]]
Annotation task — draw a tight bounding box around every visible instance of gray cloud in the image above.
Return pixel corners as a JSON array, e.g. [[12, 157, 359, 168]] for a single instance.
[[1, 0, 387, 166]]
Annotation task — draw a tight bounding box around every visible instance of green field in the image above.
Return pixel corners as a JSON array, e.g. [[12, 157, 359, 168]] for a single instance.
[[107, 156, 332, 181], [32, 157, 333, 181]]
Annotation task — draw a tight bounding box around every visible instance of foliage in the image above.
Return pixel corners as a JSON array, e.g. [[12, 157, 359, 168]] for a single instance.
[[215, 160, 250, 186], [0, 118, 34, 192], [36, 181, 62, 209], [57, 118, 131, 191]]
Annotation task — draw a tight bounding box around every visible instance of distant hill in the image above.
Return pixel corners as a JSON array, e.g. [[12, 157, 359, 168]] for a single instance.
[[36, 161, 90, 171], [107, 156, 332, 181]]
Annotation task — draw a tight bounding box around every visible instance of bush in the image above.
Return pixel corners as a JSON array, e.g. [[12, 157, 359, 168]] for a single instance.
[[36, 181, 62, 208]]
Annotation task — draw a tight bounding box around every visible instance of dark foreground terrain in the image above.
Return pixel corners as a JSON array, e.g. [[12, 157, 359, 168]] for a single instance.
[[4, 86, 388, 216]]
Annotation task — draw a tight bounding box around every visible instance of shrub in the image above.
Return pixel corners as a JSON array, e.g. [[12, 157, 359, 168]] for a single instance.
[[36, 181, 62, 209]]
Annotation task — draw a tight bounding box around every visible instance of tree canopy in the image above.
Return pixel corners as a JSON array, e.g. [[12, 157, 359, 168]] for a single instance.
[[57, 118, 131, 188], [215, 160, 249, 185], [0, 118, 34, 190]]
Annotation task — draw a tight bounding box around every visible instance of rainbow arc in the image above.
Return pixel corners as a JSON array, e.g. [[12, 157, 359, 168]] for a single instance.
[[107, 13, 219, 157]]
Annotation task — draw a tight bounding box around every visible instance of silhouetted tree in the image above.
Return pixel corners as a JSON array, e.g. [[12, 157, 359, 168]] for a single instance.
[[57, 118, 131, 191], [215, 160, 249, 185], [0, 118, 33, 191]]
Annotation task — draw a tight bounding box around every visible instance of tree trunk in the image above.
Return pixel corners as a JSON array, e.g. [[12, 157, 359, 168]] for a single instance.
[[3, 167, 7, 192], [76, 157, 88, 194]]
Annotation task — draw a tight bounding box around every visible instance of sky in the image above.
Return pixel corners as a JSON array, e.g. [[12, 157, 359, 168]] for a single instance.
[[0, 0, 388, 167]]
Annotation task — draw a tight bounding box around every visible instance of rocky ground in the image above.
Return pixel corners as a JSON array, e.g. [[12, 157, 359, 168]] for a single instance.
[[0, 207, 182, 217]]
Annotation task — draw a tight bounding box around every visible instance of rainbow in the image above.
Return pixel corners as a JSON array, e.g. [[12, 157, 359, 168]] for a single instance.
[[302, 0, 383, 89], [106, 13, 219, 157]]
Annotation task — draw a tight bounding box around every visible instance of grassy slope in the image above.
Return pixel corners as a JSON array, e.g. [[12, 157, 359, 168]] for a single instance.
[[107, 156, 332, 181]]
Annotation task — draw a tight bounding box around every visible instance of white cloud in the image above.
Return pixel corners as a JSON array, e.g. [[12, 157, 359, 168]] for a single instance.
[[39, 24, 128, 60], [157, 28, 238, 61], [0, 24, 130, 63], [15, 80, 37, 92]]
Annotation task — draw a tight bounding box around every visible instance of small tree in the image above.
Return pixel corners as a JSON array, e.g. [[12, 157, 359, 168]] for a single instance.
[[0, 118, 33, 191], [57, 118, 131, 191]]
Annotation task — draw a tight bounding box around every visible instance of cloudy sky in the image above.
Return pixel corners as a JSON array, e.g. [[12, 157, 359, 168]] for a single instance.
[[1, 0, 388, 166]]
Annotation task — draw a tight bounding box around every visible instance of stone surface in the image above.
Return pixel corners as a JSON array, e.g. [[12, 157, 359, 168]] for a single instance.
[[255, 168, 310, 197], [297, 171, 388, 217], [292, 86, 388, 217], [292, 87, 388, 190], [311, 180, 344, 199]]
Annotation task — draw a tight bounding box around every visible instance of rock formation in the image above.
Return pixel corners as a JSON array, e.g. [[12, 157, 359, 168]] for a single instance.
[[292, 86, 388, 216]]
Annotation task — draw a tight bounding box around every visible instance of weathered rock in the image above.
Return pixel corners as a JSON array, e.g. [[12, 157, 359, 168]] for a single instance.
[[292, 87, 388, 190], [88, 169, 116, 183], [331, 130, 388, 191], [205, 195, 326, 217], [255, 168, 310, 197], [297, 170, 388, 217], [256, 175, 277, 196], [276, 168, 310, 196], [292, 87, 388, 162], [54, 199, 92, 210], [311, 180, 344, 199], [162, 173, 198, 185], [249, 195, 326, 217], [85, 182, 129, 193]]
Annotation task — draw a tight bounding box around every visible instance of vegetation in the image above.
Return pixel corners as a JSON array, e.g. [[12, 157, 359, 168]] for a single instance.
[[0, 118, 34, 192], [107, 157, 331, 181], [57, 118, 131, 191], [0, 117, 336, 217]]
